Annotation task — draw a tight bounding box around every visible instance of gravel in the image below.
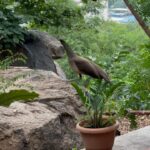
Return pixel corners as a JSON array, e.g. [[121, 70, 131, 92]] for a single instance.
[[119, 115, 150, 135]]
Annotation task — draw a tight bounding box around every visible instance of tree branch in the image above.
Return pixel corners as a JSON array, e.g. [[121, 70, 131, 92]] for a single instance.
[[123, 0, 150, 38]]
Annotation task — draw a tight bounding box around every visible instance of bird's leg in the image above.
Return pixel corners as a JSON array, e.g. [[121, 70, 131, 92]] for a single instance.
[[62, 74, 82, 83], [79, 74, 82, 79], [62, 78, 79, 82], [62, 74, 81, 83]]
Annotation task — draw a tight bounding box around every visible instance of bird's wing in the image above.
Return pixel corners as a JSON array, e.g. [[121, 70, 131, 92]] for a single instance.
[[73, 57, 110, 82]]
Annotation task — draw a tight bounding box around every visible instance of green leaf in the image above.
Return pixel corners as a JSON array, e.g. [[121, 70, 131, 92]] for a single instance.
[[106, 82, 125, 98], [0, 89, 39, 107], [71, 82, 88, 107]]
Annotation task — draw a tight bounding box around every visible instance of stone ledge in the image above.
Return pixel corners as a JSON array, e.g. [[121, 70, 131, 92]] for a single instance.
[[0, 67, 85, 150], [113, 126, 150, 150]]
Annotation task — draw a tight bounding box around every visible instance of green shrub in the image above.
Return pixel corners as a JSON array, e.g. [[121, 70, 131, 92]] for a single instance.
[[54, 21, 148, 78], [0, 7, 26, 50]]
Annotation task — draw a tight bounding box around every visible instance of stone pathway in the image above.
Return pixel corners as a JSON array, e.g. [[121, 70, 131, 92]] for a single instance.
[[113, 126, 150, 150]]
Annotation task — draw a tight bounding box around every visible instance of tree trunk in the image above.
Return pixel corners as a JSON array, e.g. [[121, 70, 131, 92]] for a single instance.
[[123, 0, 150, 38]]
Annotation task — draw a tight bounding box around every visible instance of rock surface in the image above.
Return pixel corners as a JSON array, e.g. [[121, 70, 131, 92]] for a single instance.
[[54, 61, 66, 79], [0, 67, 84, 150], [113, 126, 150, 150], [15, 30, 65, 73]]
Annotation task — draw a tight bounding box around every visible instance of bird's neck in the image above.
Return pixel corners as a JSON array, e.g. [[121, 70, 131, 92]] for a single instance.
[[65, 48, 76, 58], [62, 43, 76, 58]]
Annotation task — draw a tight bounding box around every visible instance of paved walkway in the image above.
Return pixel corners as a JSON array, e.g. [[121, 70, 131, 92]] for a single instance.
[[113, 126, 150, 150]]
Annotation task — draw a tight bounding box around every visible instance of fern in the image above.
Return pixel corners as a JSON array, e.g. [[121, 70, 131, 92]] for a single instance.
[[0, 50, 26, 70]]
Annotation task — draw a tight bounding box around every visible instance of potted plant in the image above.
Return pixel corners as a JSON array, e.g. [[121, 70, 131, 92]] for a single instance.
[[72, 80, 119, 150]]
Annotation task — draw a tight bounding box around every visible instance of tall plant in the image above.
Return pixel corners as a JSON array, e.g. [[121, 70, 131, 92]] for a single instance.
[[72, 80, 123, 128]]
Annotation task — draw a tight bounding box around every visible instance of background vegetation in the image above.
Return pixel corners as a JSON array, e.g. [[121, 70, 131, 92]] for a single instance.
[[0, 0, 149, 116]]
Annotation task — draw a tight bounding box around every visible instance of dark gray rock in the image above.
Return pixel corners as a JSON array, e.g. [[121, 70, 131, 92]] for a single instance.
[[24, 30, 65, 59], [54, 61, 66, 79], [15, 30, 65, 74], [0, 67, 85, 150]]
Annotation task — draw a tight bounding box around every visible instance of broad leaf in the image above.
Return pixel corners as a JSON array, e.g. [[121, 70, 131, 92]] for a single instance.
[[0, 89, 39, 106]]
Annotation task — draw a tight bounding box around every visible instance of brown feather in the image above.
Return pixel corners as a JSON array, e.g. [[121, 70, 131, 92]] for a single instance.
[[59, 39, 110, 82], [73, 56, 110, 82]]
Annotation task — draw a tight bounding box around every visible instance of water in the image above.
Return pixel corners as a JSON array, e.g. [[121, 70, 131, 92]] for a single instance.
[[111, 15, 136, 23], [108, 8, 136, 23], [75, 0, 137, 24]]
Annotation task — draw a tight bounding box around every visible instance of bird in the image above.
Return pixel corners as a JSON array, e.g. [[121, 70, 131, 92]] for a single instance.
[[59, 39, 111, 83]]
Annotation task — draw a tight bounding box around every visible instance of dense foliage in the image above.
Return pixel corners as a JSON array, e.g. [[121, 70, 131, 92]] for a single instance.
[[109, 44, 150, 110], [14, 0, 83, 29], [0, 1, 26, 50], [0, 0, 149, 120], [0, 0, 83, 51], [55, 21, 148, 79], [129, 0, 150, 23], [103, 43, 149, 125]]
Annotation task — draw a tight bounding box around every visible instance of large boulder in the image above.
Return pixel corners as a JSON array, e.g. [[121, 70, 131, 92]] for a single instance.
[[15, 30, 65, 73], [113, 126, 150, 150], [0, 67, 85, 150]]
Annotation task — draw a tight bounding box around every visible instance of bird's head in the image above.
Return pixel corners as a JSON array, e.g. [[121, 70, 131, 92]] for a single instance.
[[59, 39, 68, 49], [59, 39, 76, 58]]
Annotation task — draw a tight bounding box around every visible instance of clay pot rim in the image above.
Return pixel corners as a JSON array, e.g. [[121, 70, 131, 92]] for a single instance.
[[76, 120, 119, 134]]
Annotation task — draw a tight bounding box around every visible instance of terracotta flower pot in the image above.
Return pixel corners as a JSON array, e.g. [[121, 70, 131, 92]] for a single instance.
[[76, 121, 119, 150]]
